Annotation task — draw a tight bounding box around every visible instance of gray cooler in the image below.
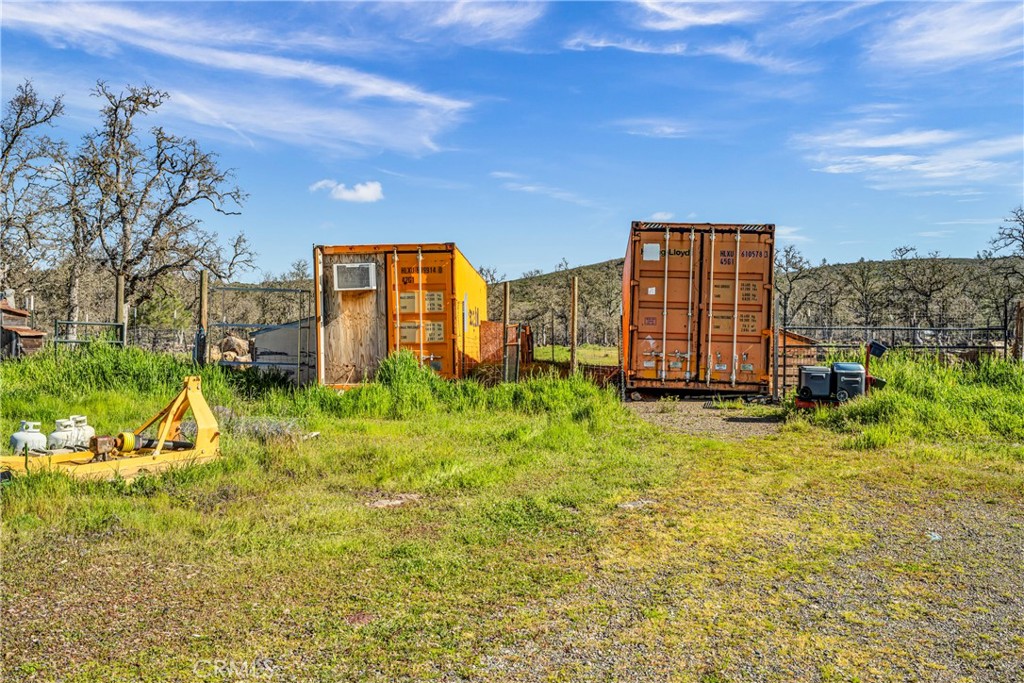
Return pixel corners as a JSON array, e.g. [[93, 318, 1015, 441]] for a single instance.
[[797, 366, 831, 400], [831, 362, 865, 401]]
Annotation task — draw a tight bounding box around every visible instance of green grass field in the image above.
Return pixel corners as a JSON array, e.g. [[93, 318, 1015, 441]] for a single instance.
[[533, 343, 619, 366], [2, 346, 1022, 681]]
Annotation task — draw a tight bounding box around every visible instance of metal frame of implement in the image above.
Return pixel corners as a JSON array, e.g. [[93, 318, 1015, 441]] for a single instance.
[[1, 376, 220, 480]]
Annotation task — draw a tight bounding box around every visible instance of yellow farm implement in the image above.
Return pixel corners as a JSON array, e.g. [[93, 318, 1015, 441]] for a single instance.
[[1, 376, 220, 481]]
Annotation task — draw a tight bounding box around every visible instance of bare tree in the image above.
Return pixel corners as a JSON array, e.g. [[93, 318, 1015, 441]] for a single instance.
[[992, 206, 1024, 260], [773, 245, 816, 328], [973, 248, 1022, 333], [477, 265, 504, 285], [844, 258, 888, 327], [0, 80, 63, 294], [806, 260, 848, 333], [48, 144, 95, 328], [890, 246, 964, 328], [75, 82, 254, 307]]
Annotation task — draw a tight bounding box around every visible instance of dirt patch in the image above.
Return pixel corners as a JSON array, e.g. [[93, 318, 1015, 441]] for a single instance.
[[474, 488, 1024, 682], [626, 398, 781, 440]]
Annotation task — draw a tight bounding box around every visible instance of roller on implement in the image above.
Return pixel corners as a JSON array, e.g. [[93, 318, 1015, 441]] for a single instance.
[[1, 376, 220, 480]]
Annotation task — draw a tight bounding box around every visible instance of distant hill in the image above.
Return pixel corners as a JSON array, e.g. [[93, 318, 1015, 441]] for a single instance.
[[488, 253, 1022, 345], [487, 258, 624, 346]]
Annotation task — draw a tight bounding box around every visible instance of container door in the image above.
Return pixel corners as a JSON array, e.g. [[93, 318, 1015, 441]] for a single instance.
[[386, 250, 454, 376], [698, 227, 773, 388], [628, 227, 701, 383], [318, 252, 387, 385]]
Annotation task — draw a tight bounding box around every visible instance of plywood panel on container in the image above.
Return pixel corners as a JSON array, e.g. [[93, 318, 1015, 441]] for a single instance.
[[321, 253, 387, 384]]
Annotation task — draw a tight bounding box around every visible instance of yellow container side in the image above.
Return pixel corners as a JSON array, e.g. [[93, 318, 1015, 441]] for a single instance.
[[452, 246, 488, 375]]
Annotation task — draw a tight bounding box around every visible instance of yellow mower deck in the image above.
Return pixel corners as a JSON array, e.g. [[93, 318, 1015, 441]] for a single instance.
[[1, 376, 220, 481]]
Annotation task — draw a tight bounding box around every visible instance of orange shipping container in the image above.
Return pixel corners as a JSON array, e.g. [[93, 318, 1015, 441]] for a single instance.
[[313, 243, 487, 388], [621, 222, 775, 394]]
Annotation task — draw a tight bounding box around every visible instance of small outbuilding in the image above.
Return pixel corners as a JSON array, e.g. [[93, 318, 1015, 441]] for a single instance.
[[0, 298, 46, 358]]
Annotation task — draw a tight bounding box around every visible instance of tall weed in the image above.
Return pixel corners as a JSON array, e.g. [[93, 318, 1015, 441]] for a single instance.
[[797, 351, 1024, 449]]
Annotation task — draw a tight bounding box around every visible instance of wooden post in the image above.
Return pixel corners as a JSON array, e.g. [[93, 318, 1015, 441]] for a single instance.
[[1015, 300, 1024, 361], [502, 281, 510, 381], [199, 270, 210, 365], [114, 274, 126, 345], [114, 274, 125, 324], [551, 309, 555, 362], [570, 276, 578, 374]]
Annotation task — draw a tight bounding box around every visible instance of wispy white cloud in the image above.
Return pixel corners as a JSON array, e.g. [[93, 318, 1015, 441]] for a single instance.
[[3, 2, 469, 154], [374, 168, 469, 191], [616, 117, 692, 139], [369, 1, 546, 47], [432, 1, 546, 43], [650, 211, 674, 221], [563, 34, 687, 55], [167, 90, 455, 155], [502, 182, 598, 208], [795, 128, 964, 150], [695, 39, 811, 74], [776, 225, 810, 244], [2, 2, 386, 58], [5, 4, 466, 111], [774, 2, 877, 44], [492, 172, 601, 208], [563, 32, 808, 74], [634, 1, 762, 31], [914, 230, 952, 239], [869, 3, 1024, 70], [310, 179, 384, 203], [933, 218, 1000, 226], [810, 136, 1022, 189], [795, 108, 1023, 192]]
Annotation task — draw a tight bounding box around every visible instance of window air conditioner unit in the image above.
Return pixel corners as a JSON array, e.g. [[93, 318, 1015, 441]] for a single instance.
[[333, 263, 376, 291]]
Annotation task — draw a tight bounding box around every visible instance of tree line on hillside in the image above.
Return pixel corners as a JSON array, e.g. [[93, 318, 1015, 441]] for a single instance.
[[482, 258, 624, 347], [776, 215, 1023, 335], [484, 210, 1024, 347]]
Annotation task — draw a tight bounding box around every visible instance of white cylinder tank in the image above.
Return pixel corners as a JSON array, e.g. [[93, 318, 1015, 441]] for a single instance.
[[70, 415, 96, 448], [47, 419, 77, 450], [11, 421, 47, 453]]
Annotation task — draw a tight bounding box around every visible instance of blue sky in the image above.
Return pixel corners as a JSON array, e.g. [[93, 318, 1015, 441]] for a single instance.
[[3, 1, 1022, 279]]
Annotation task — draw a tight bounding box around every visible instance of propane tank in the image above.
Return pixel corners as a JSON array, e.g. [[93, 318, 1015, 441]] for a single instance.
[[47, 419, 77, 450], [11, 421, 47, 453], [70, 415, 95, 448]]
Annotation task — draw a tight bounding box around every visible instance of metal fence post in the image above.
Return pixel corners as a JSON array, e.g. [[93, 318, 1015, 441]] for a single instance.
[[570, 276, 578, 374], [502, 282, 510, 382], [198, 271, 210, 365]]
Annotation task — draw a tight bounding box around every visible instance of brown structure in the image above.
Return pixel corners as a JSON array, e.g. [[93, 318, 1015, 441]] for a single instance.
[[622, 222, 775, 394], [313, 243, 487, 388], [777, 330, 820, 391], [0, 298, 46, 358], [479, 321, 533, 366]]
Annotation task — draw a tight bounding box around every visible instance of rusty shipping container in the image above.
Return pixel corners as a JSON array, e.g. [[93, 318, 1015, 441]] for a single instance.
[[313, 243, 487, 388], [621, 222, 775, 394]]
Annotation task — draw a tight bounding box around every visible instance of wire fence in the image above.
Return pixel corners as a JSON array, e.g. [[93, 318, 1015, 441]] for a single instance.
[[776, 324, 1011, 398]]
